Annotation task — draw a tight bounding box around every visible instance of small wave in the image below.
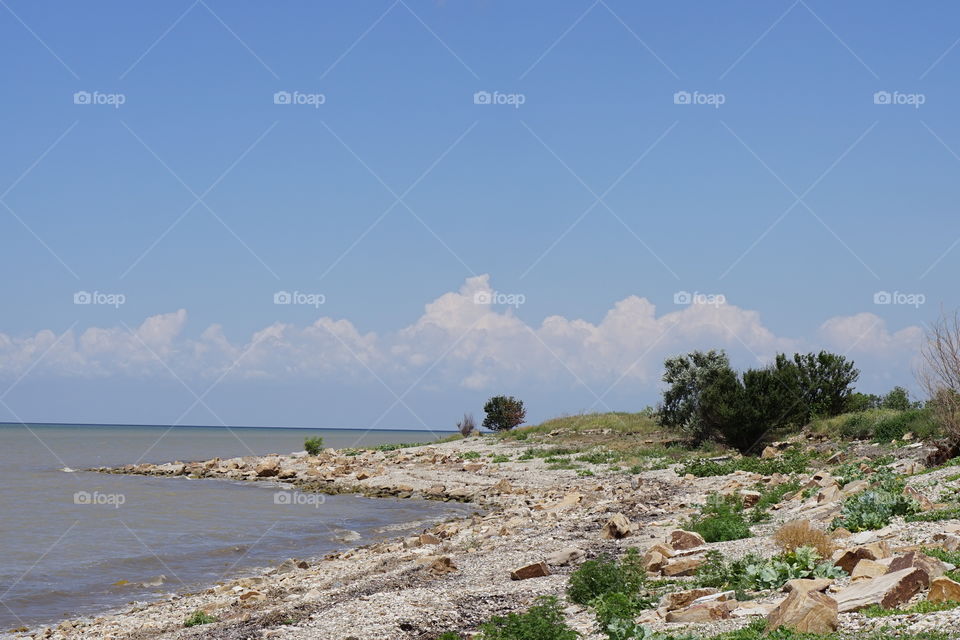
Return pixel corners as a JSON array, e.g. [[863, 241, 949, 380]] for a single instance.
[[59, 467, 75, 473]]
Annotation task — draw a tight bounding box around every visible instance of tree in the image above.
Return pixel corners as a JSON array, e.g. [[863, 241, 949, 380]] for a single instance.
[[482, 396, 526, 432], [918, 310, 960, 445], [456, 412, 476, 436], [658, 350, 734, 443], [774, 351, 859, 422], [881, 386, 911, 411]]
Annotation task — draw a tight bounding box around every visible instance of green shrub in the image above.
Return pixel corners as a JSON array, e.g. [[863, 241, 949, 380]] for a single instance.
[[303, 436, 324, 455], [882, 386, 913, 411], [906, 507, 960, 523], [437, 634, 463, 640], [567, 549, 646, 606], [478, 596, 579, 640], [482, 395, 526, 432], [184, 611, 217, 627], [461, 451, 481, 460], [679, 450, 812, 478], [593, 592, 648, 640], [684, 494, 752, 542], [862, 599, 960, 617], [695, 548, 844, 594], [491, 454, 510, 463], [832, 478, 920, 532]]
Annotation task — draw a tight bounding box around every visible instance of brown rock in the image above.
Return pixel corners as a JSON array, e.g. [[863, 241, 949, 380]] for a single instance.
[[851, 559, 888, 581], [929, 576, 960, 603], [600, 513, 633, 539], [254, 457, 281, 477], [428, 556, 458, 575], [766, 590, 838, 634], [489, 478, 513, 494], [903, 486, 936, 511], [669, 530, 705, 550], [660, 588, 719, 611], [510, 562, 550, 580], [833, 542, 891, 574], [762, 446, 780, 459], [741, 490, 762, 508], [463, 462, 484, 472], [419, 533, 441, 545], [665, 599, 736, 623], [783, 578, 833, 594], [886, 551, 946, 586], [816, 483, 842, 504], [643, 550, 668, 573], [662, 556, 704, 577], [834, 568, 927, 612]]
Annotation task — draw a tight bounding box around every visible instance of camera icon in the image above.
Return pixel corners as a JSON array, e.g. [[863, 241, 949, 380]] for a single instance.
[[673, 291, 692, 305], [473, 91, 492, 105], [73, 91, 91, 105], [73, 491, 91, 504], [274, 291, 292, 305], [873, 291, 892, 305], [873, 91, 891, 105], [473, 291, 493, 305], [673, 91, 691, 105], [274, 91, 292, 105], [74, 291, 92, 305], [273, 492, 292, 505]]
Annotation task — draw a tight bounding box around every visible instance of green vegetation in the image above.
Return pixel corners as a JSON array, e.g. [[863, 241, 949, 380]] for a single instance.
[[695, 548, 844, 594], [477, 596, 579, 640], [490, 454, 510, 463], [749, 480, 802, 523], [684, 494, 752, 542], [653, 618, 948, 640], [831, 472, 920, 531], [566, 549, 649, 607], [907, 506, 960, 522], [303, 436, 324, 455], [592, 591, 648, 640], [483, 395, 527, 432], [861, 599, 960, 617], [678, 450, 812, 478], [812, 408, 940, 442], [461, 451, 481, 460], [183, 610, 217, 627]]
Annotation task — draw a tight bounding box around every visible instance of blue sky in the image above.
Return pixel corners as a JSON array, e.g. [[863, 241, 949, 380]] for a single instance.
[[1, 1, 957, 430]]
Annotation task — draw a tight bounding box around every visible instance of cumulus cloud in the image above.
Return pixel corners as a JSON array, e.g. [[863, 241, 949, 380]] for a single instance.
[[0, 277, 923, 393]]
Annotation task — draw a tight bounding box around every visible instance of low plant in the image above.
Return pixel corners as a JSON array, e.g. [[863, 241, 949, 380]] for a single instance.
[[491, 454, 510, 463], [906, 507, 960, 523], [183, 610, 217, 627], [593, 592, 647, 640], [679, 450, 812, 478], [684, 494, 752, 542], [695, 548, 844, 594], [861, 599, 960, 617], [461, 451, 481, 460], [831, 476, 920, 532], [303, 436, 324, 455], [478, 596, 579, 640], [772, 520, 835, 558], [922, 548, 960, 581], [567, 549, 646, 606], [749, 480, 802, 523]]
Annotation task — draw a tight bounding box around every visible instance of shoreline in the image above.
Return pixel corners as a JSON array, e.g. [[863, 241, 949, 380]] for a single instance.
[[16, 431, 960, 639]]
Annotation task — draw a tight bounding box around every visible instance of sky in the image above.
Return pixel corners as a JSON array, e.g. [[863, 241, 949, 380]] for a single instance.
[[0, 0, 957, 431]]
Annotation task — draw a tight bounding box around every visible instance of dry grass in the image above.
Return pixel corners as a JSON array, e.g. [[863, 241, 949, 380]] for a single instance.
[[773, 520, 835, 558]]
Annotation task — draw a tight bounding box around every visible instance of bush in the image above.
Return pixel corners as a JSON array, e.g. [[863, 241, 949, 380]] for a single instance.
[[695, 547, 843, 593], [478, 596, 579, 640], [882, 386, 913, 411], [184, 611, 217, 627], [456, 412, 476, 436], [832, 480, 920, 532], [567, 549, 645, 606], [658, 350, 736, 444], [772, 521, 835, 558], [678, 450, 812, 478], [483, 396, 526, 432], [684, 494, 752, 542], [304, 436, 324, 455], [593, 592, 647, 640]]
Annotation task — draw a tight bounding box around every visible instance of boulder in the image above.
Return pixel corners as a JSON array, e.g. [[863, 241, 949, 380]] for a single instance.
[[834, 568, 927, 612], [669, 530, 705, 550], [740, 490, 762, 508], [783, 578, 833, 595], [419, 533, 441, 546], [766, 590, 838, 634], [659, 588, 719, 611], [600, 513, 633, 539], [833, 542, 891, 574], [428, 556, 458, 575], [934, 533, 960, 552], [643, 550, 668, 573], [886, 551, 947, 586], [851, 559, 888, 581], [662, 556, 704, 577], [255, 457, 281, 477], [489, 478, 513, 494], [665, 598, 736, 623], [762, 446, 780, 459], [929, 576, 960, 603], [545, 548, 584, 566], [510, 562, 550, 580]]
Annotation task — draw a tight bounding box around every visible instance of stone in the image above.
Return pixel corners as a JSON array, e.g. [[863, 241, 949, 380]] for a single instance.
[[660, 588, 719, 611], [425, 484, 446, 496], [649, 543, 676, 558], [783, 578, 833, 594], [741, 490, 762, 508], [834, 568, 927, 612], [886, 551, 947, 586], [510, 562, 550, 580], [833, 542, 891, 574], [766, 590, 838, 634], [851, 559, 888, 581], [816, 483, 842, 504], [419, 533, 441, 546], [762, 446, 780, 459], [463, 462, 484, 472], [428, 556, 458, 575], [669, 530, 705, 550], [489, 478, 513, 494], [546, 548, 584, 566], [665, 599, 736, 623], [255, 457, 281, 477], [600, 513, 633, 539], [662, 556, 704, 577], [643, 550, 668, 573], [903, 486, 936, 511], [929, 576, 960, 603]]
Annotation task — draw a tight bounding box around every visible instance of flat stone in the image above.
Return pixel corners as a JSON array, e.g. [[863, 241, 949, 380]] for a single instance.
[[545, 548, 584, 566], [600, 513, 633, 539], [834, 568, 927, 612], [669, 530, 705, 550], [510, 562, 550, 580], [851, 559, 888, 581], [766, 590, 838, 634], [887, 551, 947, 587], [660, 588, 719, 612], [662, 556, 704, 577], [929, 576, 960, 603], [784, 578, 833, 594], [665, 600, 736, 623], [834, 542, 891, 574]]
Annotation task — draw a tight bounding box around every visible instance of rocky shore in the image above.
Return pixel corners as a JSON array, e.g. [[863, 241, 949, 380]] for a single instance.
[[15, 430, 960, 639]]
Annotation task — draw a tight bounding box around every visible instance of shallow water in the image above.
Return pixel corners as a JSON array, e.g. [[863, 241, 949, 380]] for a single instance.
[[0, 424, 462, 630]]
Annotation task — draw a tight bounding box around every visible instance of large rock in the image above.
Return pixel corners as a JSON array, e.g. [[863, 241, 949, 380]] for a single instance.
[[510, 562, 550, 580], [669, 530, 705, 550], [662, 556, 704, 577], [600, 513, 633, 539], [660, 588, 719, 612], [887, 551, 947, 586], [255, 457, 281, 477], [929, 576, 960, 603], [545, 548, 584, 566], [665, 596, 736, 623], [851, 559, 888, 581], [833, 542, 891, 574], [834, 568, 927, 612], [783, 578, 833, 595], [766, 590, 838, 634]]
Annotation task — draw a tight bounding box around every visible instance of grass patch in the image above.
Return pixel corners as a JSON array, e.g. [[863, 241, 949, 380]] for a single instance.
[[861, 600, 960, 617], [655, 618, 949, 639], [183, 611, 217, 627], [811, 408, 941, 442], [461, 451, 481, 460], [749, 480, 802, 522], [678, 450, 813, 478], [477, 596, 579, 640], [685, 494, 752, 542], [490, 454, 510, 463], [906, 507, 960, 523]]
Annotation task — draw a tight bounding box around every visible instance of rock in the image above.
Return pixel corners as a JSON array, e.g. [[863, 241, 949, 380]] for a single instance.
[[935, 533, 960, 552], [255, 457, 281, 477], [425, 484, 446, 496], [662, 556, 704, 577], [741, 490, 762, 508], [762, 446, 780, 459], [783, 578, 833, 594], [463, 462, 484, 472], [428, 556, 458, 575], [766, 590, 838, 634], [643, 550, 668, 573], [834, 568, 927, 612], [665, 599, 736, 623], [903, 486, 936, 511], [600, 513, 633, 539], [834, 542, 891, 574], [660, 588, 719, 611], [546, 548, 584, 566], [510, 562, 550, 580], [649, 542, 676, 558], [816, 483, 842, 504], [489, 478, 513, 494], [929, 576, 960, 603], [419, 533, 441, 546], [886, 551, 947, 586], [851, 559, 888, 581], [669, 530, 705, 550], [273, 558, 308, 574]]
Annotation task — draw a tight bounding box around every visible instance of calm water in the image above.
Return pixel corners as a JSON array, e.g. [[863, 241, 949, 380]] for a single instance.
[[0, 425, 464, 632]]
